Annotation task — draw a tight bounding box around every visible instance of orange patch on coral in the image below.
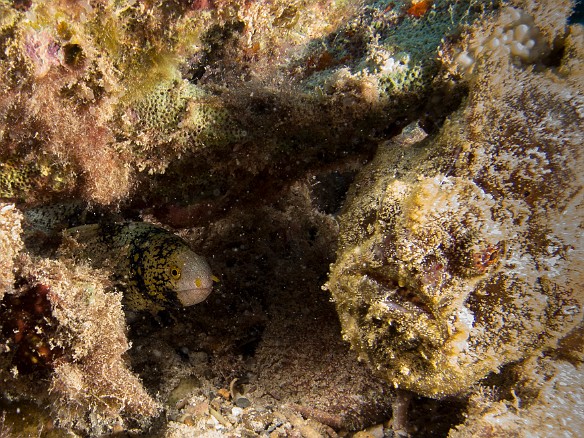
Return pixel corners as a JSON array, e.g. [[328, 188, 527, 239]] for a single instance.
[[383, 2, 395, 13], [406, 0, 432, 18]]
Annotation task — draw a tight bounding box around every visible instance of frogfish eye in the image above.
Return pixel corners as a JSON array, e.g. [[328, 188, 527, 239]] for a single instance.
[[169, 265, 181, 280]]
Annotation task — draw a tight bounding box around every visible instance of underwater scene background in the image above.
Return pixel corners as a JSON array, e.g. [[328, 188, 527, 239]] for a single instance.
[[0, 0, 582, 436]]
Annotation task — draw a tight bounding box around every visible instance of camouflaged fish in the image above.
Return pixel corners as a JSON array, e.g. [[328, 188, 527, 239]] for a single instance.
[[23, 203, 215, 313]]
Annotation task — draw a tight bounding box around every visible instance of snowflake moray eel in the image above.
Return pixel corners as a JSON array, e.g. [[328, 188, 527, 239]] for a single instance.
[[23, 203, 215, 313]]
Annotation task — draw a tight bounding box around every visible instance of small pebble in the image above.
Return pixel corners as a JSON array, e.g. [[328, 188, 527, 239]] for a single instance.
[[181, 414, 196, 426], [231, 406, 244, 419], [235, 396, 252, 408], [363, 423, 385, 438], [185, 400, 209, 417], [218, 388, 231, 399]]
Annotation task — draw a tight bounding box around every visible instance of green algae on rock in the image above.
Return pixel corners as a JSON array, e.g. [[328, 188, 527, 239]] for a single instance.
[[327, 1, 583, 398]]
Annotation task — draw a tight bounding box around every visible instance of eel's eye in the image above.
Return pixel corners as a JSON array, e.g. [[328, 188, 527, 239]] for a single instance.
[[169, 265, 181, 280]]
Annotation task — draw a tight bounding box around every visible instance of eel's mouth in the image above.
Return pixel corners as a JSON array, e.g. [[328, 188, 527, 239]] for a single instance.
[[176, 287, 213, 307]]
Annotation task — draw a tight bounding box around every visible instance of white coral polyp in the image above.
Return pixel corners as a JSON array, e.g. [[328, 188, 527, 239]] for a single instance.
[[455, 7, 549, 74]]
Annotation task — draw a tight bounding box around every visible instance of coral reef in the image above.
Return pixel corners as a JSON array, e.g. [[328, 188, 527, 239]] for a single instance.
[[0, 0, 240, 203], [1, 0, 582, 436], [0, 0, 492, 206], [0, 0, 127, 204], [327, 0, 583, 398]]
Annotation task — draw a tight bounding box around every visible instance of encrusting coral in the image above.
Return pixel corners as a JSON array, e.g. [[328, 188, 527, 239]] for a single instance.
[[119, 78, 246, 174], [327, 0, 583, 398]]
